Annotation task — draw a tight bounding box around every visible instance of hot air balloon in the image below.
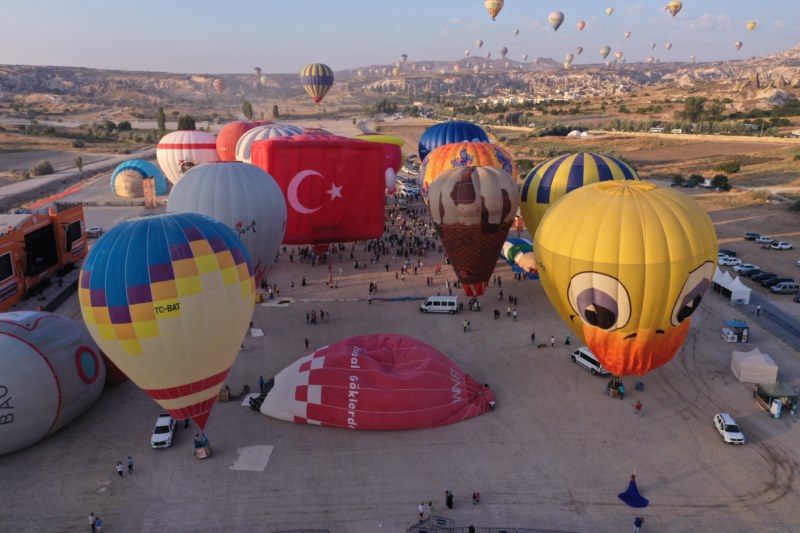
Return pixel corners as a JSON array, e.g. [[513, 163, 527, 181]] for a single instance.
[[473, 64, 481, 74], [253, 334, 494, 430], [167, 162, 287, 286], [607, 7, 614, 16], [521, 53, 528, 62], [577, 20, 586, 31], [563, 62, 571, 69], [110, 159, 168, 198], [453, 63, 462, 73], [605, 60, 612, 67], [354, 133, 405, 175], [501, 238, 538, 279], [499, 46, 508, 58], [513, 28, 519, 37], [418, 121, 489, 161], [486, 52, 492, 59], [549, 11, 565, 31], [419, 141, 516, 205], [476, 39, 484, 49], [664, 1, 682, 16], [260, 74, 269, 86], [234, 123, 304, 164], [614, 51, 624, 61], [382, 67, 389, 75], [665, 42, 673, 50], [533, 180, 717, 376], [428, 166, 518, 297], [651, 42, 657, 50], [576, 47, 584, 56], [394, 61, 401, 69], [0, 311, 106, 457], [565, 53, 575, 64], [647, 56, 655, 64], [156, 130, 220, 185], [253, 66, 262, 77], [747, 21, 756, 31], [600, 46, 611, 59], [519, 152, 639, 239], [465, 49, 471, 57], [399, 53, 408, 64], [485, 0, 504, 20], [690, 54, 696, 63], [212, 79, 225, 94], [392, 67, 400, 77], [216, 121, 263, 162], [250, 135, 387, 249], [79, 212, 255, 429], [624, 31, 631, 39], [735, 41, 743, 51], [300, 63, 334, 104]]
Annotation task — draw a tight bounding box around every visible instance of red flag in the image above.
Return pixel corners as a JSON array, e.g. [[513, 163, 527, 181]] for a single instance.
[[251, 136, 386, 246]]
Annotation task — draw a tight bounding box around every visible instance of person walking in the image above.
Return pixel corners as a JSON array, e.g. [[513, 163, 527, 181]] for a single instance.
[[550, 336, 555, 348], [512, 309, 517, 321], [445, 490, 454, 509], [428, 501, 436, 516], [94, 516, 103, 532], [115, 461, 124, 478], [565, 334, 570, 345], [472, 492, 478, 504], [506, 305, 511, 317], [89, 513, 96, 533], [531, 331, 536, 345], [304, 337, 309, 349], [634, 400, 642, 416], [463, 319, 468, 332], [418, 502, 425, 520], [127, 455, 134, 474], [756, 304, 761, 316], [633, 515, 644, 532]]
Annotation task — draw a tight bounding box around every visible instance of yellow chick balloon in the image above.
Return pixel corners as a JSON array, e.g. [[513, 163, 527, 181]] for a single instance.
[[534, 181, 717, 376]]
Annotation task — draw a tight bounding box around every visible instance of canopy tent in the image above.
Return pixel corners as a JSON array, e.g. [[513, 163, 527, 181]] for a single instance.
[[731, 348, 778, 383], [755, 382, 798, 418], [711, 268, 751, 305]]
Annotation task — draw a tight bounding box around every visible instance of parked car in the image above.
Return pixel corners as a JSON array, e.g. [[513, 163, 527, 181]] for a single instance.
[[570, 347, 611, 376], [794, 295, 800, 303], [86, 227, 104, 239], [150, 413, 176, 448], [713, 413, 745, 445], [740, 268, 762, 277], [733, 263, 758, 273], [771, 282, 799, 294], [763, 277, 794, 288], [718, 256, 742, 267], [718, 249, 737, 257], [744, 232, 761, 240], [755, 236, 774, 244], [771, 242, 793, 250], [750, 272, 776, 282]]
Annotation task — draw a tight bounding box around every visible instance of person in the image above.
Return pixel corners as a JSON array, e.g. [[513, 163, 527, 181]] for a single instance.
[[565, 334, 570, 345], [469, 526, 476, 533], [445, 490, 454, 509], [619, 383, 625, 400], [94, 516, 103, 532], [634, 515, 644, 532], [550, 336, 555, 348], [512, 309, 517, 321], [475, 492, 480, 504], [305, 337, 309, 349], [89, 512, 96, 533], [489, 400, 496, 411], [472, 492, 477, 504], [184, 418, 190, 429], [507, 305, 511, 317], [127, 455, 134, 474], [418, 502, 425, 520], [115, 461, 124, 478], [756, 304, 761, 316], [635, 400, 642, 416], [463, 320, 468, 332], [531, 331, 536, 345], [428, 501, 435, 516]]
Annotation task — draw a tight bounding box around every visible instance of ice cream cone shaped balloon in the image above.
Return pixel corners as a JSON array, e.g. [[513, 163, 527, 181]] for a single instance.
[[428, 166, 518, 297], [79, 212, 255, 429]]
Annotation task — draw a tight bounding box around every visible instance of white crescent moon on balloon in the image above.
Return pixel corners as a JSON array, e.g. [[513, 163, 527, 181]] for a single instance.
[[287, 170, 324, 214]]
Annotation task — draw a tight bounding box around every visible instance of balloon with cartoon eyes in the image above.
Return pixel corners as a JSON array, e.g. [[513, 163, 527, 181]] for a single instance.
[[534, 180, 718, 375]]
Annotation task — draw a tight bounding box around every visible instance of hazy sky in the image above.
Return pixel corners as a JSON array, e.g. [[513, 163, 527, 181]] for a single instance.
[[1, 1, 798, 74]]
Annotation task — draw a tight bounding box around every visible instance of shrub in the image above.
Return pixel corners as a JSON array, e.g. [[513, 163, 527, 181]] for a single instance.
[[117, 121, 132, 131], [793, 154, 800, 161], [714, 161, 740, 174], [30, 160, 54, 176], [788, 199, 800, 212], [71, 138, 85, 148], [710, 174, 731, 191]]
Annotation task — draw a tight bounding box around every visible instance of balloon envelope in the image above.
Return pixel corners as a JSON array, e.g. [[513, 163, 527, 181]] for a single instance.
[[735, 41, 743, 51], [428, 166, 519, 297], [665, 1, 682, 17], [549, 11, 565, 31], [600, 46, 611, 59], [110, 159, 167, 198], [354, 133, 405, 174], [484, 0, 504, 20], [79, 213, 255, 429], [606, 7, 614, 15], [0, 311, 105, 457], [577, 20, 586, 31], [300, 63, 334, 104], [216, 121, 263, 162], [519, 152, 639, 239], [534, 181, 717, 376], [746, 21, 756, 31], [499, 46, 508, 58], [167, 162, 287, 286], [418, 121, 489, 161], [235, 123, 304, 164], [156, 130, 220, 185]]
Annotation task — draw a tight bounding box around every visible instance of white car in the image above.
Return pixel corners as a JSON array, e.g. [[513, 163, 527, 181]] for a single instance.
[[718, 256, 742, 267], [86, 227, 103, 239], [755, 236, 774, 244], [150, 413, 176, 448], [771, 242, 793, 250], [733, 263, 758, 273], [713, 413, 745, 445]]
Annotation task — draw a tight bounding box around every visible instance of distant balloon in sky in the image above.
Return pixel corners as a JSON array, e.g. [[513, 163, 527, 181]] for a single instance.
[[465, 49, 471, 57], [521, 53, 528, 62], [485, 0, 504, 20], [577, 20, 586, 31], [651, 42, 657, 50], [575, 47, 583, 56], [476, 39, 484, 49], [392, 67, 400, 77], [300, 63, 334, 104], [690, 54, 696, 63], [549, 11, 565, 31], [664, 1, 682, 17], [474, 64, 481, 74], [253, 66, 262, 77], [746, 21, 756, 31], [399, 53, 407, 63], [665, 42, 673, 50], [600, 46, 611, 59], [157, 130, 220, 185], [563, 62, 571, 69], [513, 28, 519, 37], [499, 46, 508, 58], [624, 31, 631, 39], [735, 41, 743, 51], [615, 51, 624, 61], [260, 74, 269, 86], [486, 52, 492, 59], [565, 53, 574, 64], [606, 7, 614, 16], [647, 56, 655, 64]]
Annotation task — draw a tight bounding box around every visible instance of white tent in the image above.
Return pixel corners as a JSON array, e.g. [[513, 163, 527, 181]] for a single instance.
[[728, 276, 752, 305], [731, 348, 778, 384]]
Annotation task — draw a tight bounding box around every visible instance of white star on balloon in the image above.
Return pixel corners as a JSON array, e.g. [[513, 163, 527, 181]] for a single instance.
[[327, 183, 343, 200]]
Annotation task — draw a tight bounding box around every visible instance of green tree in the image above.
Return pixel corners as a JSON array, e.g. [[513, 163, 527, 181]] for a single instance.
[[671, 174, 685, 187], [156, 106, 166, 135], [242, 100, 253, 120], [177, 115, 196, 130], [710, 174, 731, 191], [272, 104, 280, 119], [677, 97, 707, 122], [75, 157, 83, 172]]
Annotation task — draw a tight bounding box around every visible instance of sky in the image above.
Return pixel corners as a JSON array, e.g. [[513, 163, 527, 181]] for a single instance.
[[1, 1, 798, 74]]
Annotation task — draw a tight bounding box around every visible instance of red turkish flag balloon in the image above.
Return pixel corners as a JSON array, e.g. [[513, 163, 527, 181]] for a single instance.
[[257, 334, 495, 430], [250, 135, 386, 246]]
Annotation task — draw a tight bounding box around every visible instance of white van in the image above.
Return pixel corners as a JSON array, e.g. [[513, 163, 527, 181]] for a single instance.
[[420, 296, 459, 314], [570, 347, 611, 376]]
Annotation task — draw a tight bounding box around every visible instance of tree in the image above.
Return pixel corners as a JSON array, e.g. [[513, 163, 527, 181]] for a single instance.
[[75, 157, 83, 172], [177, 115, 196, 130], [242, 100, 253, 120], [156, 106, 166, 135], [671, 174, 685, 187], [30, 160, 54, 176], [117, 121, 132, 131], [710, 174, 731, 191], [677, 97, 707, 122], [272, 104, 280, 119]]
